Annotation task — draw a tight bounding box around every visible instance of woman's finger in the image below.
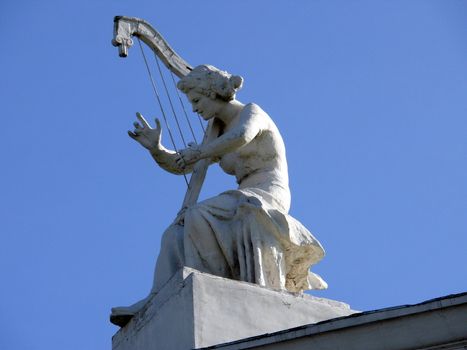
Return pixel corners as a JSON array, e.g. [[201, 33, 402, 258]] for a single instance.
[[128, 131, 138, 140], [136, 112, 150, 128], [133, 121, 142, 129]]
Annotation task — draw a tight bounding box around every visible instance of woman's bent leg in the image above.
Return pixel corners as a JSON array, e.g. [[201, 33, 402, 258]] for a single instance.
[[151, 223, 185, 293], [183, 203, 233, 278]]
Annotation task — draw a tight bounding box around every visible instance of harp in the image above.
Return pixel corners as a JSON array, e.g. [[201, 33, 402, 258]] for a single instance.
[[112, 16, 219, 210]]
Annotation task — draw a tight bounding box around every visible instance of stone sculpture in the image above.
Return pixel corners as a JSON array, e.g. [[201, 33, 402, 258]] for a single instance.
[[110, 16, 327, 327]]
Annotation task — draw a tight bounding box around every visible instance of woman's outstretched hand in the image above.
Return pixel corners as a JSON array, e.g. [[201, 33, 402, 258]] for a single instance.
[[128, 112, 161, 151]]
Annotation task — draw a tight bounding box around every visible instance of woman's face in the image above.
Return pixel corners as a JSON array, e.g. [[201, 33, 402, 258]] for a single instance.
[[187, 90, 223, 120]]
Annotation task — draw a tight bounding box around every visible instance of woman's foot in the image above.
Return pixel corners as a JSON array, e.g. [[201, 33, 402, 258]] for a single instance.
[[110, 296, 151, 327]]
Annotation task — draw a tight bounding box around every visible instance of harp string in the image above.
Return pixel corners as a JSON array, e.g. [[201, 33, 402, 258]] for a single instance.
[[153, 54, 188, 148], [169, 71, 205, 141], [137, 38, 189, 187]]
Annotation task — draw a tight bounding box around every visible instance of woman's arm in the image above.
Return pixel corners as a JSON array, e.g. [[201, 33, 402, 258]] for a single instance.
[[149, 144, 194, 175], [200, 104, 265, 159], [175, 104, 266, 167], [128, 113, 194, 175]]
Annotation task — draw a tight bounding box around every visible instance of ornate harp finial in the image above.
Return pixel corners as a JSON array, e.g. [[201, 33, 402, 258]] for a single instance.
[[112, 16, 192, 78]]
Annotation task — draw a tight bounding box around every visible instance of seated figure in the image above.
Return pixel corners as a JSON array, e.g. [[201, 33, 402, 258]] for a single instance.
[[111, 65, 327, 327]]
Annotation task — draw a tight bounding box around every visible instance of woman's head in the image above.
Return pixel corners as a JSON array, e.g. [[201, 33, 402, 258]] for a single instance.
[[177, 65, 243, 101]]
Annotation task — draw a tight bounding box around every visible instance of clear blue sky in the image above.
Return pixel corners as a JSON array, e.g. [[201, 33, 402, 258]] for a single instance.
[[1, 1, 466, 349]]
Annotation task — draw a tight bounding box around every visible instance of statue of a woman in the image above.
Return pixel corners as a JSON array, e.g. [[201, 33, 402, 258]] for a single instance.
[[111, 65, 326, 326]]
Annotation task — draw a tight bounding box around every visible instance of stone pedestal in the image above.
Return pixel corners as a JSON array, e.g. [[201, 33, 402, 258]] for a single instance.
[[112, 268, 356, 350]]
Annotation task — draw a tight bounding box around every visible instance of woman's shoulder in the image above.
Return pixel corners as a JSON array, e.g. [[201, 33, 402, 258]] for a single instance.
[[241, 103, 273, 124], [242, 102, 266, 115]]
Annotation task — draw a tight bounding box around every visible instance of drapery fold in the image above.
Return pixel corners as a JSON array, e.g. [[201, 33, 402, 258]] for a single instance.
[[179, 187, 327, 293]]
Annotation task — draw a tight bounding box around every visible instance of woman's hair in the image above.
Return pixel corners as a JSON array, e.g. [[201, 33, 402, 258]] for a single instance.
[[177, 65, 243, 101]]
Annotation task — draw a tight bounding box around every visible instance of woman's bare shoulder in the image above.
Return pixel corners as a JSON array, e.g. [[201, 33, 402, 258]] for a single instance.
[[241, 103, 278, 131], [242, 102, 266, 115], [240, 103, 272, 123]]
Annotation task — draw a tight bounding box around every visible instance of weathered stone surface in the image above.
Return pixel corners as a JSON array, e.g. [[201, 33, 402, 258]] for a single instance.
[[112, 268, 356, 350]]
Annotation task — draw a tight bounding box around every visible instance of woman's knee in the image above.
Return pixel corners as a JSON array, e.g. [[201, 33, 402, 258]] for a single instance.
[[160, 224, 184, 248], [184, 206, 203, 228]]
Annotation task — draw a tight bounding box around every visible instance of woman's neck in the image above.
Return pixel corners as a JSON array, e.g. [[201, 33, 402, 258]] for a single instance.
[[216, 99, 245, 124]]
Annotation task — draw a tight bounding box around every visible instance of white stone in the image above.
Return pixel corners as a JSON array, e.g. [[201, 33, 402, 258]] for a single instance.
[[112, 17, 328, 325], [112, 268, 356, 350]]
